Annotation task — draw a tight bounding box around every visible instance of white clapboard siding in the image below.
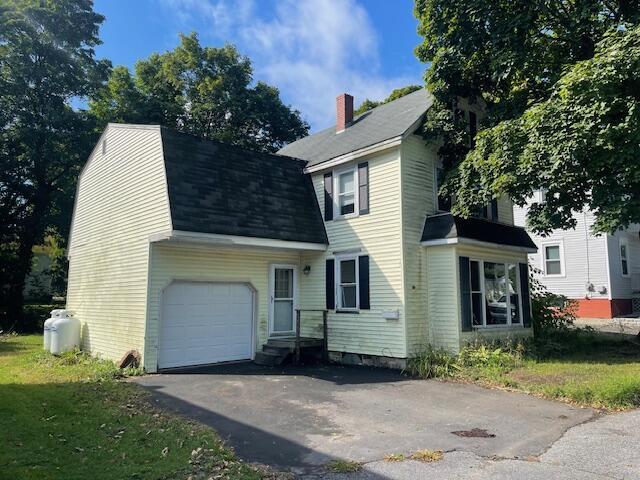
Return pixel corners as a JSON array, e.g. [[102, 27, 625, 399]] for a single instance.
[[607, 229, 640, 299], [514, 201, 611, 300], [66, 125, 171, 363], [299, 146, 407, 359], [400, 135, 435, 354], [424, 246, 460, 352]]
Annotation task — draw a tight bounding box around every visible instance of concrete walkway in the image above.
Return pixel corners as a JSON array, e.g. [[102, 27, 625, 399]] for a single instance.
[[309, 410, 640, 479]]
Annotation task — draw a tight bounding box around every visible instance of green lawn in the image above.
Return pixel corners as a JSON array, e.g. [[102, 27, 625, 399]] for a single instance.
[[409, 331, 640, 410], [0, 335, 262, 480], [460, 333, 640, 410]]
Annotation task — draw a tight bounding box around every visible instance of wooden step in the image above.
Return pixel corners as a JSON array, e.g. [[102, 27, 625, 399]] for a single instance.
[[254, 351, 288, 366]]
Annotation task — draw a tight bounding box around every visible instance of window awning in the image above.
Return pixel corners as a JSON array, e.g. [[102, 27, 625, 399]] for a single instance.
[[421, 213, 537, 252]]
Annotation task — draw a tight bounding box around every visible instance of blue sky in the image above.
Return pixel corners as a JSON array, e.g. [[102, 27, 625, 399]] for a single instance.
[[93, 0, 425, 131]]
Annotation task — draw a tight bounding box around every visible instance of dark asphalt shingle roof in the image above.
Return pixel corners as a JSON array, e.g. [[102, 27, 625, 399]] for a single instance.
[[421, 213, 537, 250], [160, 128, 328, 244], [278, 88, 433, 167]]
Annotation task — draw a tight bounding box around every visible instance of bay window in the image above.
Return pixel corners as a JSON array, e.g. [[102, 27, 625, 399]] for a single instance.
[[467, 259, 522, 327]]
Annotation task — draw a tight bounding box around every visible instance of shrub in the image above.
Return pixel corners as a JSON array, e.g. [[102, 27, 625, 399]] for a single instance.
[[408, 340, 526, 379], [529, 266, 577, 337], [0, 303, 65, 333], [406, 345, 461, 378], [458, 341, 523, 372]]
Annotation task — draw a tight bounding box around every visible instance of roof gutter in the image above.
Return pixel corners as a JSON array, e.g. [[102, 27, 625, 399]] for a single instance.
[[149, 230, 327, 252], [421, 237, 537, 254]]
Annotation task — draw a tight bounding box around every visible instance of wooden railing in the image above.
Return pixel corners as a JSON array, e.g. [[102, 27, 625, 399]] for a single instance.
[[294, 309, 328, 365]]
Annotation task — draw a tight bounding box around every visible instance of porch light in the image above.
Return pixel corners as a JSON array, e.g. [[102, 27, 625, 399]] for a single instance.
[[303, 265, 311, 275]]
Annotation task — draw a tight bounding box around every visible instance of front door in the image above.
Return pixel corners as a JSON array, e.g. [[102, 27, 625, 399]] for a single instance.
[[269, 265, 296, 336]]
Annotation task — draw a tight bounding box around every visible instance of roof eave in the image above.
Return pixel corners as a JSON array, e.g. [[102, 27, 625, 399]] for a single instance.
[[149, 230, 328, 252]]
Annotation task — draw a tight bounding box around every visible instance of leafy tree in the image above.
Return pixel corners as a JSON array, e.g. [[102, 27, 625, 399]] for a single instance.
[[354, 85, 422, 115], [415, 0, 639, 233], [454, 28, 640, 234], [0, 0, 109, 321], [90, 33, 309, 152]]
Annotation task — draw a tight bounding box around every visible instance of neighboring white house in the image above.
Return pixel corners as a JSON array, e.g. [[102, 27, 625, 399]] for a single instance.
[[67, 89, 537, 372], [514, 191, 640, 318]]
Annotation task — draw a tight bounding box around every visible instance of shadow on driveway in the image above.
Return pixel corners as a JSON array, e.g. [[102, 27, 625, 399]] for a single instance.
[[135, 363, 596, 475]]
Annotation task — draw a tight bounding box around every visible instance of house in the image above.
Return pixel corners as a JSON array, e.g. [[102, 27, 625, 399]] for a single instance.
[[66, 89, 537, 372], [514, 193, 640, 318]]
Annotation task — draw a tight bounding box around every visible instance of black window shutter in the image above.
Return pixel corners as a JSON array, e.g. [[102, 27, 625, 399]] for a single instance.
[[358, 255, 370, 309], [358, 162, 369, 215], [459, 256, 472, 332], [326, 259, 335, 310], [324, 173, 333, 221], [519, 263, 532, 327], [491, 198, 499, 220]]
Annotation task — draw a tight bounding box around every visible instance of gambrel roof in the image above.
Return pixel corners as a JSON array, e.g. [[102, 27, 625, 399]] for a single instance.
[[160, 128, 328, 245]]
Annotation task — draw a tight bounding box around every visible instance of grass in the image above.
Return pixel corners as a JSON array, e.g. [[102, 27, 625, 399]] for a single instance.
[[326, 459, 363, 473], [0, 335, 264, 480], [407, 330, 640, 410], [409, 449, 444, 463], [383, 453, 405, 462]]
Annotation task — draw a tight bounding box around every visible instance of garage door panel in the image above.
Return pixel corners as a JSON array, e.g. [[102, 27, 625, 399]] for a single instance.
[[159, 281, 254, 369]]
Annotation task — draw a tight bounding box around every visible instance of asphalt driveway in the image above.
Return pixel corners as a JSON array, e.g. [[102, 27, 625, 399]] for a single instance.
[[134, 363, 595, 475]]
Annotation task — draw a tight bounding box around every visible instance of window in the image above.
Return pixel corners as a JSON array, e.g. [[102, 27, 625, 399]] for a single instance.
[[434, 159, 451, 212], [470, 260, 483, 326], [337, 169, 356, 216], [337, 256, 358, 310], [543, 243, 563, 276], [467, 259, 522, 327], [620, 239, 629, 276]]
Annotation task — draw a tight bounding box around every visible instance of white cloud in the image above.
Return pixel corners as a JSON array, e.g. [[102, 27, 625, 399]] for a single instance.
[[160, 0, 419, 130]]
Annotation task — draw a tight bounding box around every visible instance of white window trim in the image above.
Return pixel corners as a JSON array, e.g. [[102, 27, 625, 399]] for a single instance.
[[469, 259, 524, 329], [620, 238, 630, 277], [333, 165, 359, 220], [335, 254, 359, 311], [541, 240, 565, 277]]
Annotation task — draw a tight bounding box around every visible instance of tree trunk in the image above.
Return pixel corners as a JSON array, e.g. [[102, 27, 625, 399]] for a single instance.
[[5, 190, 49, 331]]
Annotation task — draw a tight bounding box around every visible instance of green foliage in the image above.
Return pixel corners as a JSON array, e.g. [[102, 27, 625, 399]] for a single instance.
[[415, 0, 640, 234], [409, 331, 640, 409], [90, 33, 309, 153], [0, 0, 109, 318], [326, 460, 363, 473], [354, 85, 422, 115], [0, 303, 64, 333], [529, 267, 577, 337], [457, 341, 523, 372], [406, 345, 461, 378]]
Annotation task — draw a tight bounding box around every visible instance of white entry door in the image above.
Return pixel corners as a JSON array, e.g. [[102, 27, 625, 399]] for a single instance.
[[269, 265, 296, 336], [158, 281, 254, 369]]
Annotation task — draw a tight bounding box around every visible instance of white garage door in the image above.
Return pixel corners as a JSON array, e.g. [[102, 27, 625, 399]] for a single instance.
[[159, 281, 254, 369]]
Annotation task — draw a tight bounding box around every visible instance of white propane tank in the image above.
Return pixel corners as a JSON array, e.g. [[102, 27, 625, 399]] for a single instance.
[[44, 309, 64, 351], [50, 311, 80, 355]]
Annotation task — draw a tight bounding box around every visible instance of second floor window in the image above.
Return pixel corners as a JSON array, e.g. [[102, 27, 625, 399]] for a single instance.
[[337, 169, 356, 216], [620, 239, 629, 276], [543, 243, 563, 276]]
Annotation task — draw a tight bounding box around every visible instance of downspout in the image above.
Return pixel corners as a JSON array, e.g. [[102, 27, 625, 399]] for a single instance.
[[584, 211, 592, 298]]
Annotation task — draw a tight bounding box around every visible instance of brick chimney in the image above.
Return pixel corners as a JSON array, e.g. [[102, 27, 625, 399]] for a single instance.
[[336, 93, 354, 132]]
